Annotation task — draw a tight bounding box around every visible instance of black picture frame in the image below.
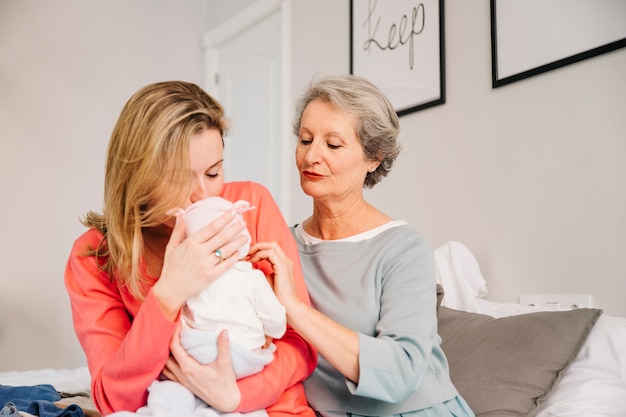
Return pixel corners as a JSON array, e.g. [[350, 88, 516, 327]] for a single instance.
[[350, 0, 445, 116], [491, 0, 626, 88]]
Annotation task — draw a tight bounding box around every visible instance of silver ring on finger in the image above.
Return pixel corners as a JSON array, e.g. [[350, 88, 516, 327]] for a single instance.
[[214, 248, 224, 263]]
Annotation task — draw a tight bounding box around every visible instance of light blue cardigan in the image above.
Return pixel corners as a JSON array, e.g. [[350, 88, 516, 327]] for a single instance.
[[292, 224, 471, 416]]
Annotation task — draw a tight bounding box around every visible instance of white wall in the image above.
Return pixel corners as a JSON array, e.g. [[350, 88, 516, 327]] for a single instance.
[[1, 0, 624, 372], [287, 1, 351, 223], [288, 1, 626, 317], [0, 0, 208, 371]]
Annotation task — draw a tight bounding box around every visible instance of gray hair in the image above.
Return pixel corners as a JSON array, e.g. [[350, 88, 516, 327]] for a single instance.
[[293, 74, 401, 188]]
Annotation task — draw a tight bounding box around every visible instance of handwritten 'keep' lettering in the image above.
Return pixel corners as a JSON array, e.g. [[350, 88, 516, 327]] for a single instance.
[[361, 0, 425, 70]]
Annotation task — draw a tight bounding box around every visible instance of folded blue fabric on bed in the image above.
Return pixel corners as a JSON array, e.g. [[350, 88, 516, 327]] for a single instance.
[[0, 384, 84, 417]]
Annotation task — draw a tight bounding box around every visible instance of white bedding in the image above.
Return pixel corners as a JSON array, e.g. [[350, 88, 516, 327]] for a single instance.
[[0, 366, 91, 394], [1, 241, 624, 417], [435, 241, 626, 417]]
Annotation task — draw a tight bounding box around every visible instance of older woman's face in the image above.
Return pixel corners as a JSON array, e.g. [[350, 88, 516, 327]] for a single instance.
[[295, 99, 373, 202]]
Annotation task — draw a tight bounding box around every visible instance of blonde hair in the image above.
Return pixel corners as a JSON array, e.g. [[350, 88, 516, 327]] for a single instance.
[[82, 81, 228, 298]]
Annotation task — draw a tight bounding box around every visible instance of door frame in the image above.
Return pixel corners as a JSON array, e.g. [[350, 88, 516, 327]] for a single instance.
[[201, 0, 294, 219]]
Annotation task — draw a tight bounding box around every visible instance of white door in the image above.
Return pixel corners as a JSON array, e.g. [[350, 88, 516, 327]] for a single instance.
[[203, 1, 287, 212]]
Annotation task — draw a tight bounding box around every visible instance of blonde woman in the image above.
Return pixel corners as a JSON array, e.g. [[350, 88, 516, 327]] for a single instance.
[[65, 81, 316, 416]]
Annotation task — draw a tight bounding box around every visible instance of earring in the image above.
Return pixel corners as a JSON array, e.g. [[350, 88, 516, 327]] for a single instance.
[[368, 167, 375, 173]]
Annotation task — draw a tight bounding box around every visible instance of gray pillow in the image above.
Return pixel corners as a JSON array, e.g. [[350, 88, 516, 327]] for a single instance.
[[438, 306, 602, 417]]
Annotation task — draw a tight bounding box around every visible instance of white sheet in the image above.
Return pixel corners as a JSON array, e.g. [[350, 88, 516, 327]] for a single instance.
[[0, 366, 90, 393]]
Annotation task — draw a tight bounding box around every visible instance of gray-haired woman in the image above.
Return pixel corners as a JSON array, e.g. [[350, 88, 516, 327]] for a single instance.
[[249, 74, 474, 417]]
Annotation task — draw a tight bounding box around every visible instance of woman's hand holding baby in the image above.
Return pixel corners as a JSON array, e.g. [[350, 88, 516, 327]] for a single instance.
[[163, 326, 240, 412], [153, 210, 247, 320]]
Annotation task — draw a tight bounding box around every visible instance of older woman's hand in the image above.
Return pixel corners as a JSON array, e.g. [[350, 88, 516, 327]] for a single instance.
[[247, 242, 302, 314], [162, 326, 241, 412]]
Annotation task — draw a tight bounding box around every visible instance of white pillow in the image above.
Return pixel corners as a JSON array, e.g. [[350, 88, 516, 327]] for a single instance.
[[434, 241, 488, 312], [536, 314, 626, 417]]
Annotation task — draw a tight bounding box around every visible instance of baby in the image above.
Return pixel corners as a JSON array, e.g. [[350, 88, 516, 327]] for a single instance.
[[180, 196, 286, 379], [120, 196, 286, 417]]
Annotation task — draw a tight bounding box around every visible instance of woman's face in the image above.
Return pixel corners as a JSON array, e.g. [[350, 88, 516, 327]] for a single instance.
[[295, 99, 373, 202], [186, 127, 225, 207]]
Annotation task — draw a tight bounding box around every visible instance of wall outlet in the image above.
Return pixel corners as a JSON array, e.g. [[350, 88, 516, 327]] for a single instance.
[[519, 294, 592, 310]]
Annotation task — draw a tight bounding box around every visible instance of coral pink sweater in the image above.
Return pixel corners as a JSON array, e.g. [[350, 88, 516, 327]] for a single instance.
[[65, 182, 316, 416]]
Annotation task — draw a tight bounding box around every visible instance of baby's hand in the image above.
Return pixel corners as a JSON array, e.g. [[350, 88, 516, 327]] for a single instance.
[[263, 335, 273, 349]]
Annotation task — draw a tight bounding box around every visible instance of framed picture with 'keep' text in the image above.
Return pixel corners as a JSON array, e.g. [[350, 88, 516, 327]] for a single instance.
[[350, 0, 446, 116]]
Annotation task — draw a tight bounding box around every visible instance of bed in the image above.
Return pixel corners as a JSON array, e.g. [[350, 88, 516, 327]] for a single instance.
[[434, 241, 626, 417], [1, 241, 625, 417]]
